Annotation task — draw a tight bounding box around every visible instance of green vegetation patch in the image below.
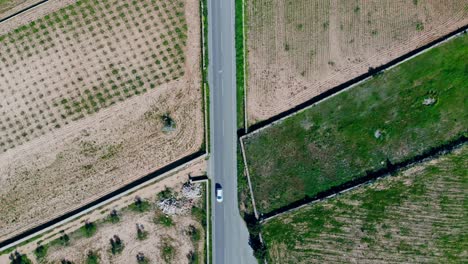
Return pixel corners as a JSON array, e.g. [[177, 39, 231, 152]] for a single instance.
[[262, 145, 468, 263], [236, 0, 246, 129], [243, 34, 468, 214]]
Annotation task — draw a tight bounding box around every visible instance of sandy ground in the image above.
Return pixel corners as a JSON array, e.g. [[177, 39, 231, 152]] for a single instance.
[[246, 0, 468, 124], [0, 157, 207, 263], [0, 0, 204, 243], [0, 0, 43, 20]]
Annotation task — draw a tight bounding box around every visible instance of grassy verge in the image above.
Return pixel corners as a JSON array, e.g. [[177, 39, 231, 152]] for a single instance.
[[206, 180, 212, 264], [201, 0, 210, 152], [262, 144, 468, 263], [237, 142, 254, 217], [243, 34, 468, 215], [0, 234, 44, 256], [235, 0, 245, 130]]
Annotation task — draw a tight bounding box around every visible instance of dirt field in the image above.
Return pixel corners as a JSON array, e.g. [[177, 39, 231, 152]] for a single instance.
[[246, 0, 468, 124], [0, 0, 42, 20], [0, 158, 207, 264], [262, 145, 467, 263], [0, 0, 204, 243]]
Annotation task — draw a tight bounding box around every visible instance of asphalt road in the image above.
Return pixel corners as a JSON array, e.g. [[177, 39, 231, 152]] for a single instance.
[[207, 0, 256, 263]]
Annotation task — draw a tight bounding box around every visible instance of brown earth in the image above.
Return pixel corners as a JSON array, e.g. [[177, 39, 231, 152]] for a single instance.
[[246, 0, 468, 124], [0, 0, 204, 243], [0, 0, 42, 20], [0, 157, 207, 263]]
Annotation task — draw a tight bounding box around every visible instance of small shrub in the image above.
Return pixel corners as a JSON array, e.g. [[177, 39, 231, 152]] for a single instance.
[[110, 235, 124, 255], [58, 234, 70, 246], [161, 113, 176, 131], [129, 196, 151, 213], [9, 251, 32, 264], [109, 209, 120, 223], [136, 223, 148, 240], [188, 225, 200, 242], [416, 21, 424, 31], [80, 221, 97, 237], [61, 259, 73, 264], [161, 242, 174, 262], [191, 206, 206, 226], [187, 251, 197, 264], [86, 250, 99, 264], [34, 245, 48, 260], [136, 252, 149, 264], [157, 187, 174, 200], [155, 213, 174, 227]]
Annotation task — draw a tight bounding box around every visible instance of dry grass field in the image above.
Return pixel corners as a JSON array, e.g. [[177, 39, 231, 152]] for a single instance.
[[0, 0, 204, 242], [0, 158, 208, 264], [246, 0, 468, 124], [262, 145, 468, 263]]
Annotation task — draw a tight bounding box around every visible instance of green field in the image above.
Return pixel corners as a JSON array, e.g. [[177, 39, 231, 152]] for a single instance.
[[243, 34, 468, 214], [262, 145, 468, 263]]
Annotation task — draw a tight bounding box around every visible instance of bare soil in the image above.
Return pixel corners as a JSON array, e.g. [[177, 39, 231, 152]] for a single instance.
[[0, 157, 207, 264], [0, 0, 42, 20], [246, 0, 468, 124], [0, 0, 203, 243]]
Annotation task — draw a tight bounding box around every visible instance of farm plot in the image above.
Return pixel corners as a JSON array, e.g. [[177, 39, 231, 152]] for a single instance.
[[0, 0, 204, 242], [246, 0, 468, 124], [0, 159, 208, 264], [242, 33, 467, 215], [262, 145, 468, 263]]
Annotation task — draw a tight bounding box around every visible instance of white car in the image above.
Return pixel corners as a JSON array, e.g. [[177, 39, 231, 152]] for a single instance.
[[216, 185, 223, 203]]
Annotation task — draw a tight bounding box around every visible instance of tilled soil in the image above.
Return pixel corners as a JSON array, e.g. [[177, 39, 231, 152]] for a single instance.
[[246, 0, 468, 124], [0, 0, 204, 243]]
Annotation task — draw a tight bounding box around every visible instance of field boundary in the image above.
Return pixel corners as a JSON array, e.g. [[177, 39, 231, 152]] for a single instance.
[[190, 177, 211, 264], [258, 137, 467, 223], [0, 151, 207, 251], [238, 25, 468, 138], [242, 0, 248, 133], [239, 138, 259, 219]]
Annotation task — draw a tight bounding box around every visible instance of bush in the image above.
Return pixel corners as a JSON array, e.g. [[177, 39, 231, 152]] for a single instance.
[[136, 252, 149, 264], [187, 251, 198, 264], [110, 235, 124, 255], [9, 251, 32, 264], [109, 209, 120, 223], [157, 187, 173, 200], [129, 196, 151, 213], [57, 234, 70, 246], [188, 225, 200, 242], [162, 243, 174, 262], [34, 245, 48, 260], [80, 221, 97, 237], [136, 224, 148, 240], [86, 250, 99, 264]]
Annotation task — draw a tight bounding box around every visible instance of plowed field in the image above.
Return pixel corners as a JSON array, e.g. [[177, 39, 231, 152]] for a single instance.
[[246, 0, 468, 124], [0, 0, 203, 243]]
